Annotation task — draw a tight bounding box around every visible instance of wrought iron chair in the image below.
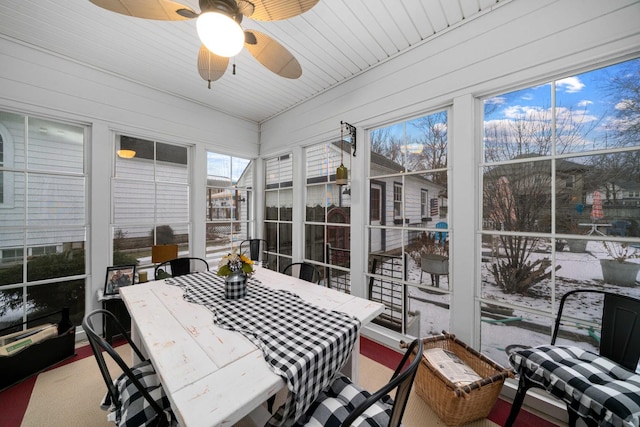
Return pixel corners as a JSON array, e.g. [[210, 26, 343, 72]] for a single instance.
[[154, 257, 209, 280], [240, 239, 269, 267], [291, 338, 423, 427], [83, 309, 174, 427], [506, 290, 640, 427], [282, 262, 321, 284]]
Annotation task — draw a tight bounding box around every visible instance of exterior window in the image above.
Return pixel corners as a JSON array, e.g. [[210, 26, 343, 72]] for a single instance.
[[0, 111, 87, 329], [480, 57, 640, 368], [393, 183, 403, 221], [565, 175, 575, 188], [112, 135, 190, 279], [264, 154, 293, 272], [206, 152, 253, 262], [420, 189, 428, 218], [305, 141, 352, 291], [367, 110, 449, 336]]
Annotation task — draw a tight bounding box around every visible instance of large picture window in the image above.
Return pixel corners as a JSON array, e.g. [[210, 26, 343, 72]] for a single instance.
[[0, 111, 87, 329], [264, 154, 293, 272], [304, 140, 352, 291], [480, 57, 640, 367], [112, 135, 190, 279], [367, 110, 449, 336], [205, 152, 253, 261]]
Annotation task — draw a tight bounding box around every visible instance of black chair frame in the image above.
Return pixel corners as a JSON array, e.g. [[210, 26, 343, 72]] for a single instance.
[[506, 289, 640, 427], [83, 309, 170, 427], [343, 338, 424, 427], [154, 257, 209, 280], [282, 262, 321, 284], [240, 239, 269, 265]]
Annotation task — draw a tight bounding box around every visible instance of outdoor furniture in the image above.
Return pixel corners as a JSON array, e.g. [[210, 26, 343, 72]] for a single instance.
[[420, 253, 449, 287], [154, 257, 209, 280], [282, 262, 321, 284], [607, 220, 632, 236], [240, 239, 269, 267], [83, 309, 174, 427], [434, 221, 448, 244], [506, 290, 640, 427], [118, 268, 384, 427], [292, 338, 423, 427]]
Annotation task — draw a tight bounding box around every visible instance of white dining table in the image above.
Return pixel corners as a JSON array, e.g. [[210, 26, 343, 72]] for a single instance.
[[118, 266, 384, 427]]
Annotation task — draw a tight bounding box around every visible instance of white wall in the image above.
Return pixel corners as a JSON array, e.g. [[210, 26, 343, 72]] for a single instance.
[[259, 0, 640, 346], [0, 37, 260, 312]]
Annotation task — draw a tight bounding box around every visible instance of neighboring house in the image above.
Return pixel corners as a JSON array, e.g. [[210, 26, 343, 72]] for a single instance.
[[0, 116, 85, 266], [369, 151, 447, 254], [482, 154, 588, 232]]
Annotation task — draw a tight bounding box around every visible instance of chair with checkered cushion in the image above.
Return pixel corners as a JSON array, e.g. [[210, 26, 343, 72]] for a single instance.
[[293, 338, 423, 427], [84, 309, 174, 427], [506, 290, 640, 427]]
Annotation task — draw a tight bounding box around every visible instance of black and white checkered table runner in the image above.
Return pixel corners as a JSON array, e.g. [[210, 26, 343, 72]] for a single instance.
[[166, 271, 361, 427]]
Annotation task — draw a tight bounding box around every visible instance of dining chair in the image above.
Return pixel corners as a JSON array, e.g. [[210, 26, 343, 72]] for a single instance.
[[83, 309, 174, 427], [282, 262, 321, 284], [506, 290, 640, 427], [154, 257, 209, 280], [292, 338, 423, 427], [240, 239, 269, 267]]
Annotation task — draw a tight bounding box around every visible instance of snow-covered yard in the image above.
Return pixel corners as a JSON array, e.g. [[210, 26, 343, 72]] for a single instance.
[[402, 240, 640, 368]]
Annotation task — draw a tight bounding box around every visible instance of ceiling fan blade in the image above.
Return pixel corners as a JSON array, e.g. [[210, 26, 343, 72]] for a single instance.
[[240, 0, 319, 21], [89, 0, 195, 20], [244, 30, 302, 79], [198, 45, 229, 87]]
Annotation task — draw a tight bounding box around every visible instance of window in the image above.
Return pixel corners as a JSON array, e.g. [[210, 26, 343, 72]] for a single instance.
[[206, 152, 253, 261], [480, 57, 640, 368], [367, 110, 449, 336], [420, 189, 428, 218], [264, 154, 293, 272], [393, 183, 403, 222], [0, 111, 87, 329], [112, 135, 190, 279], [305, 141, 352, 291]]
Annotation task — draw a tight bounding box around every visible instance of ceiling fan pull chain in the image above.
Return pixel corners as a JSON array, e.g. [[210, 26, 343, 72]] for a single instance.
[[233, 63, 236, 75], [208, 80, 212, 89]]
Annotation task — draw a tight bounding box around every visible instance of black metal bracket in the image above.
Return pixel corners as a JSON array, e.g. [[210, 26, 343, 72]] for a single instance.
[[341, 121, 357, 157]]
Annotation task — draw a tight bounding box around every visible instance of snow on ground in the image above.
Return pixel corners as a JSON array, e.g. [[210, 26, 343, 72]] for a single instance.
[[402, 240, 640, 368]]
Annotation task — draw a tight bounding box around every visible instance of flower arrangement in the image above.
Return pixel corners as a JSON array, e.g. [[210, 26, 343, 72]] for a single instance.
[[602, 241, 640, 263], [217, 249, 254, 276]]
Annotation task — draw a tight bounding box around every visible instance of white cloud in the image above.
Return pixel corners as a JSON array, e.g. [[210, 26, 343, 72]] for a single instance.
[[556, 77, 585, 93], [576, 100, 593, 107], [485, 96, 506, 105]]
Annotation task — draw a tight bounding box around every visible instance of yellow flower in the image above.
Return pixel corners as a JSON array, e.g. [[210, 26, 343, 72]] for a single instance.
[[217, 249, 255, 277]]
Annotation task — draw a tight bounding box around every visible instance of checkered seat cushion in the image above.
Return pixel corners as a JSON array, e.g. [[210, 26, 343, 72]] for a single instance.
[[100, 360, 175, 427], [292, 373, 395, 427], [509, 345, 640, 427]]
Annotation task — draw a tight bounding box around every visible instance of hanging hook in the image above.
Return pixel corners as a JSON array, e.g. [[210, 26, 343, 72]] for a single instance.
[[340, 121, 357, 157]]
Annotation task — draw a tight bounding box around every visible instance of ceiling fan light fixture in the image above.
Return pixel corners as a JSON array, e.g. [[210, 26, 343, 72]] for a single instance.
[[197, 12, 244, 57]]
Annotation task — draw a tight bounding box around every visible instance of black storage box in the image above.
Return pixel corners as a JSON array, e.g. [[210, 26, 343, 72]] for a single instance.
[[0, 309, 76, 391]]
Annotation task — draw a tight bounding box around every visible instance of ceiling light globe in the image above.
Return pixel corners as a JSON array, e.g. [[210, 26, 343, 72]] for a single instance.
[[196, 12, 244, 58]]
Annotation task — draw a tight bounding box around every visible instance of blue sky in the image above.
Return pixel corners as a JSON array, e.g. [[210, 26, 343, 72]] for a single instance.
[[207, 152, 251, 182], [484, 58, 639, 150]]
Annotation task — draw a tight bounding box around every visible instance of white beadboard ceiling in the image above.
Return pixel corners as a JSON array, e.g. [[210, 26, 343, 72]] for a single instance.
[[0, 0, 508, 124]]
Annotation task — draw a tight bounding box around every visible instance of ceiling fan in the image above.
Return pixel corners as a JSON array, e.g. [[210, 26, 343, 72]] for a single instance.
[[89, 0, 319, 87]]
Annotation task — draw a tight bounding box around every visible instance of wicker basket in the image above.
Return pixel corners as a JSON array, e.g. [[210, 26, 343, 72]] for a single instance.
[[401, 332, 513, 426]]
